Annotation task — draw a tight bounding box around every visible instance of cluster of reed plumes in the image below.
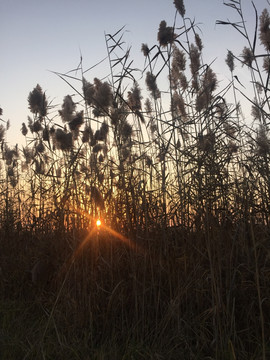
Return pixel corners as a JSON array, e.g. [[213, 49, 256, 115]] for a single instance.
[[1, 0, 270, 359]]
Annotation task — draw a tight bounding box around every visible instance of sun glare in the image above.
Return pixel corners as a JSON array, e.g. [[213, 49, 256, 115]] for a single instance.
[[96, 219, 101, 227]]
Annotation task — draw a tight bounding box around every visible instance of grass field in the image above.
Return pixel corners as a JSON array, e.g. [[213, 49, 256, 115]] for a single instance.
[[1, 0, 270, 358]]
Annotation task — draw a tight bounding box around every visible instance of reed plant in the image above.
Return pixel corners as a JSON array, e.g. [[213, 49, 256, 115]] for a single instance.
[[1, 0, 270, 358]]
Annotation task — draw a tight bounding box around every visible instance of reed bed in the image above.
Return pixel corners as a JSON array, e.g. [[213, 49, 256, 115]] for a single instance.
[[1, 0, 270, 358]]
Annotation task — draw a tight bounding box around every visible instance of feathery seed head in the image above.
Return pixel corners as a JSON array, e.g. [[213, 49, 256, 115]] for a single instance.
[[68, 111, 84, 131], [191, 77, 199, 91], [255, 81, 263, 94], [97, 154, 104, 163], [83, 78, 95, 106], [202, 67, 218, 93], [59, 95, 76, 123], [35, 159, 45, 175], [27, 116, 33, 133], [169, 71, 178, 90], [54, 128, 73, 151], [158, 20, 176, 47], [251, 101, 262, 121], [110, 108, 120, 126], [82, 125, 91, 143], [110, 105, 127, 126], [256, 125, 270, 155], [172, 46, 186, 72], [144, 98, 153, 114], [227, 141, 238, 154], [225, 50, 235, 72], [241, 47, 254, 67], [121, 120, 133, 141], [92, 78, 113, 116], [7, 166, 14, 177], [172, 92, 187, 118], [197, 132, 215, 152], [173, 0, 185, 17], [171, 47, 186, 89], [121, 146, 131, 161], [4, 146, 19, 166], [99, 122, 109, 141], [259, 9, 270, 51], [0, 124, 6, 142], [190, 44, 201, 76], [32, 120, 43, 133], [150, 122, 157, 135], [127, 82, 142, 111], [49, 126, 55, 135], [145, 72, 160, 99], [94, 129, 102, 141], [196, 92, 209, 112], [158, 145, 167, 162], [21, 123, 28, 136], [36, 141, 45, 154], [179, 72, 188, 90], [28, 84, 47, 117], [141, 44, 150, 57], [263, 56, 270, 73], [10, 177, 18, 188], [145, 155, 152, 167], [23, 147, 33, 164], [42, 127, 50, 142], [224, 122, 237, 138], [195, 33, 203, 52]]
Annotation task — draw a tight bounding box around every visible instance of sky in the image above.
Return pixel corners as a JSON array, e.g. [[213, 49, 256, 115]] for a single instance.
[[0, 0, 267, 144]]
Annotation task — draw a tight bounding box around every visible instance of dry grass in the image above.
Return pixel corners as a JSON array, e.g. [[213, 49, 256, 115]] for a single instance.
[[1, 224, 270, 359], [1, 0, 270, 358]]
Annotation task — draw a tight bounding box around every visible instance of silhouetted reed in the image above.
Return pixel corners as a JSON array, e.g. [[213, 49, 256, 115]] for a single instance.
[[1, 1, 270, 359]]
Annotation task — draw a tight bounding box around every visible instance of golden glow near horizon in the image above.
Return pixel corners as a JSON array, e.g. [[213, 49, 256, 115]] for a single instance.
[[96, 219, 101, 227]]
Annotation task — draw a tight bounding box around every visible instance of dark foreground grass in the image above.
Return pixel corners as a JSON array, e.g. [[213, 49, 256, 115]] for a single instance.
[[1, 222, 270, 360]]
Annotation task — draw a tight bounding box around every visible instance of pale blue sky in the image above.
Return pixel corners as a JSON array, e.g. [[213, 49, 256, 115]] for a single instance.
[[0, 0, 267, 144]]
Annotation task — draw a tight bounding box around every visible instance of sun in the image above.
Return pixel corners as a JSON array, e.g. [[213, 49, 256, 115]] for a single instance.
[[96, 219, 101, 227]]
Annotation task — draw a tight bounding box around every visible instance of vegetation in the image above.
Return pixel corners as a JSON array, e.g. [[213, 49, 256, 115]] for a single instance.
[[1, 0, 270, 358]]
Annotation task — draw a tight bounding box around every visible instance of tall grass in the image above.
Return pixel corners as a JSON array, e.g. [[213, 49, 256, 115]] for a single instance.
[[1, 0, 270, 358]]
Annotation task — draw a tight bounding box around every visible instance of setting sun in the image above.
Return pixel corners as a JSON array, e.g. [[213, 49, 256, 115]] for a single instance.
[[96, 219, 101, 227]]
